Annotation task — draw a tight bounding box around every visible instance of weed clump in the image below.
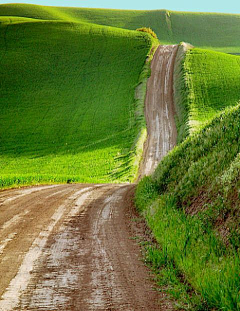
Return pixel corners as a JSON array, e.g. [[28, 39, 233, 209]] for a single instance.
[[136, 27, 158, 40]]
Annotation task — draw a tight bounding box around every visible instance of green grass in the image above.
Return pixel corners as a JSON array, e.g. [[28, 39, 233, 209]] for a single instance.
[[174, 45, 240, 141], [0, 17, 156, 188], [136, 105, 240, 310], [1, 3, 240, 52]]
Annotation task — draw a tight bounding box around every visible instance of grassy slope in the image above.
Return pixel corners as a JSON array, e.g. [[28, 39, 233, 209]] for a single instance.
[[1, 3, 240, 52], [136, 47, 240, 309], [0, 14, 154, 187], [174, 46, 240, 141], [136, 105, 240, 310], [185, 48, 240, 129]]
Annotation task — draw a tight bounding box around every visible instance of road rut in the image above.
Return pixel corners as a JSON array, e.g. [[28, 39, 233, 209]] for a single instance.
[[0, 184, 173, 310], [139, 45, 178, 177]]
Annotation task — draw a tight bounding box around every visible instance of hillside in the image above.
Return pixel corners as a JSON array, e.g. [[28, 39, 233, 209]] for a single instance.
[[136, 104, 240, 310], [0, 16, 154, 188], [136, 46, 240, 309], [1, 3, 240, 52], [174, 45, 240, 141]]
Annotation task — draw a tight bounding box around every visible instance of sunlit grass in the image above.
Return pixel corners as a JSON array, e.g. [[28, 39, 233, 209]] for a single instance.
[[174, 46, 240, 141], [1, 3, 240, 52], [0, 18, 154, 188]]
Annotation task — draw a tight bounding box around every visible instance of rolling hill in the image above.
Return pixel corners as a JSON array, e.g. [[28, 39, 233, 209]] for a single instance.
[[136, 104, 240, 310], [174, 45, 240, 141], [1, 3, 240, 52], [1, 3, 240, 188], [0, 11, 155, 187]]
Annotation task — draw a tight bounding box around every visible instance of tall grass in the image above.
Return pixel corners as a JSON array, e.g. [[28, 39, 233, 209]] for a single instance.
[[137, 192, 240, 310], [136, 104, 240, 310]]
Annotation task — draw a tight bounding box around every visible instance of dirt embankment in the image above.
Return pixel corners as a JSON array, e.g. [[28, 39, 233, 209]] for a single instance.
[[139, 45, 178, 177]]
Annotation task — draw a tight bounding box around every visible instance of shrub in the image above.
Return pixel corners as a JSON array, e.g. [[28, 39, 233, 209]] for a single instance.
[[136, 27, 158, 40]]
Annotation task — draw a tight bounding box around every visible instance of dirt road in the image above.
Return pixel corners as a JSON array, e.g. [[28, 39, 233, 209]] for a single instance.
[[139, 45, 178, 177], [0, 184, 173, 310], [0, 45, 178, 310]]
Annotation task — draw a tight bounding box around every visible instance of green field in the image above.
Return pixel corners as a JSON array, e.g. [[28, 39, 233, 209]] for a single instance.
[[1, 3, 240, 52], [0, 15, 155, 187], [1, 4, 240, 188], [174, 45, 240, 140]]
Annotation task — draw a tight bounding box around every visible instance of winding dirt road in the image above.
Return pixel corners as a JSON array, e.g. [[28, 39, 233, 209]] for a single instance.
[[139, 45, 178, 177], [0, 45, 177, 310]]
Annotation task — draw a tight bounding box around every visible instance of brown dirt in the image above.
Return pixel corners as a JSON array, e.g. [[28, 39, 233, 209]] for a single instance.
[[139, 45, 178, 178], [0, 184, 173, 310]]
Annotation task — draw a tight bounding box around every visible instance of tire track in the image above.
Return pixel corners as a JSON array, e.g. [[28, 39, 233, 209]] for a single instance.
[[0, 184, 172, 310], [139, 45, 178, 177]]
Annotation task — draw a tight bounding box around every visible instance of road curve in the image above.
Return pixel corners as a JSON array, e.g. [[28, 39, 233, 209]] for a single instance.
[[0, 45, 178, 310], [0, 184, 172, 310], [139, 45, 178, 177]]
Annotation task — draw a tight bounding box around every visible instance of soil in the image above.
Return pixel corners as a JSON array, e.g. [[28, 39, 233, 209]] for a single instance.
[[139, 45, 178, 177], [0, 184, 173, 310]]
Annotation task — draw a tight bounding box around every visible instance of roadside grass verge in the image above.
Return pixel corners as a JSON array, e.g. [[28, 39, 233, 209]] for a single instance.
[[136, 105, 240, 310], [174, 45, 240, 141], [1, 3, 240, 52], [0, 19, 156, 188]]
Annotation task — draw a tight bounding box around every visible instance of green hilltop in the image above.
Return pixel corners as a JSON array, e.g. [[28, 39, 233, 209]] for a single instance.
[[1, 3, 240, 52]]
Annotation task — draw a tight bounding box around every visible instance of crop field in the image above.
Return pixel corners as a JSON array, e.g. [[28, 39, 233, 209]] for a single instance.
[[1, 3, 240, 52], [136, 104, 240, 310], [174, 46, 240, 140], [0, 16, 155, 188]]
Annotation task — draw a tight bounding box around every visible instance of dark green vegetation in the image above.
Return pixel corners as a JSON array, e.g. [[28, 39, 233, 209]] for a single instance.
[[174, 45, 240, 141], [0, 7, 156, 187], [136, 46, 240, 310], [1, 3, 240, 52]]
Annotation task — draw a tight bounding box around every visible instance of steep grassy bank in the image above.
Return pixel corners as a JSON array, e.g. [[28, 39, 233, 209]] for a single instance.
[[136, 105, 240, 310], [136, 43, 240, 309], [1, 3, 240, 52], [0, 18, 156, 188], [174, 45, 240, 141]]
